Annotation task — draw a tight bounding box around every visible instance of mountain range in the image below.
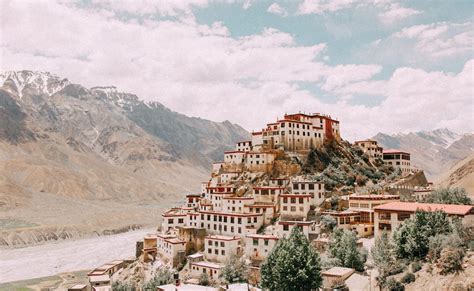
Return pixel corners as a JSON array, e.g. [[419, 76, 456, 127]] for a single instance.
[[0, 70, 249, 247], [373, 128, 474, 179]]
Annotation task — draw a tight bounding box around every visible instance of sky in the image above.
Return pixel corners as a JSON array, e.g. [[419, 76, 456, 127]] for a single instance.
[[1, 0, 473, 140]]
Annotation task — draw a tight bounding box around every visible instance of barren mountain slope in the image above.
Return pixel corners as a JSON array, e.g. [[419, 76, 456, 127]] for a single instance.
[[373, 129, 474, 179], [0, 71, 249, 247], [436, 153, 474, 198]]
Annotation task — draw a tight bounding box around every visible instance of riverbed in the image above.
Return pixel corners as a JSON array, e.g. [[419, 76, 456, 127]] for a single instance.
[[0, 228, 153, 283]]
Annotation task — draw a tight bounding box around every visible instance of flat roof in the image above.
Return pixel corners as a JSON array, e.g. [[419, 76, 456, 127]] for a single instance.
[[383, 149, 410, 154], [374, 202, 473, 216], [89, 275, 110, 283], [321, 267, 355, 277], [191, 261, 223, 269], [206, 234, 240, 241], [246, 234, 279, 240], [187, 252, 204, 259], [69, 284, 87, 289], [349, 194, 400, 200], [158, 284, 218, 291]]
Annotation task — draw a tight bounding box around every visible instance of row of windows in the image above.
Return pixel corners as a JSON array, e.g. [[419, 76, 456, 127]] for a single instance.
[[292, 183, 322, 190], [282, 206, 305, 212], [207, 248, 226, 255], [199, 214, 258, 224], [282, 197, 307, 204], [167, 218, 184, 224], [252, 239, 270, 246]]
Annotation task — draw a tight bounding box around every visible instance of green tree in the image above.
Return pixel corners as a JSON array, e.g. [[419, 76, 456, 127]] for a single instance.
[[220, 253, 249, 284], [143, 268, 175, 290], [328, 229, 366, 271], [112, 281, 134, 291], [371, 230, 397, 280], [393, 210, 451, 259], [261, 227, 322, 290], [320, 215, 337, 231], [422, 187, 472, 205]]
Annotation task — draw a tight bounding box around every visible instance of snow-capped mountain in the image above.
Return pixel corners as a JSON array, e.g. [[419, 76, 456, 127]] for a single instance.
[[0, 70, 249, 245], [1, 70, 70, 98], [373, 129, 474, 179]]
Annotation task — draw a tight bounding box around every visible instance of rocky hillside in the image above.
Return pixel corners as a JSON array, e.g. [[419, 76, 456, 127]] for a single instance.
[[0, 70, 249, 247], [301, 139, 398, 192], [436, 154, 474, 198], [373, 129, 474, 179]]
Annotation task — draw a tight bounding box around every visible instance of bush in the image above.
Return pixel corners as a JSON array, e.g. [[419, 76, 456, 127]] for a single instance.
[[385, 278, 404, 291], [199, 273, 210, 286], [437, 247, 465, 275], [143, 268, 175, 290], [112, 281, 133, 291], [401, 272, 415, 284], [411, 261, 422, 273], [422, 187, 472, 205]]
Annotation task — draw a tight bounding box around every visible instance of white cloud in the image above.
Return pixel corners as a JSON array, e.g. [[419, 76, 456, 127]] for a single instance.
[[1, 1, 471, 140], [297, 0, 421, 25], [298, 0, 355, 15], [378, 3, 421, 25], [267, 3, 288, 17], [90, 0, 210, 16], [393, 22, 474, 57]]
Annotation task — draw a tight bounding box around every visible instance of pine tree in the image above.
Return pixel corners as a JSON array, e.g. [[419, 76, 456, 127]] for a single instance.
[[393, 210, 451, 259], [261, 227, 322, 290], [220, 253, 249, 283], [328, 229, 366, 271]]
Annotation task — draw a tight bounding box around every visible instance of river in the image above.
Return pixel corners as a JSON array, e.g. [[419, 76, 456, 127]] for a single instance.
[[0, 228, 153, 283]]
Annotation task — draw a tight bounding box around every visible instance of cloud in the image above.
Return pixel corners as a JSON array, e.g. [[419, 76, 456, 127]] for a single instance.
[[393, 22, 473, 57], [297, 0, 355, 15], [297, 0, 421, 25], [90, 0, 210, 16], [378, 3, 421, 25], [1, 1, 471, 140], [267, 3, 288, 17]]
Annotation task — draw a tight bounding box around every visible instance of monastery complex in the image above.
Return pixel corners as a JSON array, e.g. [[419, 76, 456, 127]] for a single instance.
[[86, 112, 474, 290]]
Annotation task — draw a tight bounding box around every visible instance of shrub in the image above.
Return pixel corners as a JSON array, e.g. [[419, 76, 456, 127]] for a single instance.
[[385, 278, 404, 291], [143, 268, 175, 290], [112, 281, 133, 291], [199, 273, 210, 286], [437, 247, 465, 275], [401, 272, 415, 284], [411, 261, 422, 273], [422, 187, 472, 205]]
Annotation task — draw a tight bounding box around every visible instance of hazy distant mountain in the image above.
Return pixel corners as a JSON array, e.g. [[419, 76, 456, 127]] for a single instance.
[[0, 70, 249, 246], [373, 129, 474, 179], [436, 153, 474, 198]]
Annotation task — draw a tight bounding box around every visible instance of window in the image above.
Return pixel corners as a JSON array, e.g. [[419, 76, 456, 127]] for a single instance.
[[379, 212, 391, 220], [398, 213, 410, 221], [283, 225, 289, 231], [221, 250, 225, 255], [208, 249, 211, 253], [168, 219, 174, 224], [215, 249, 218, 254], [308, 183, 314, 190], [208, 240, 212, 245], [264, 240, 269, 246], [290, 206, 296, 212], [253, 239, 258, 246], [220, 242, 224, 247], [178, 218, 184, 223]]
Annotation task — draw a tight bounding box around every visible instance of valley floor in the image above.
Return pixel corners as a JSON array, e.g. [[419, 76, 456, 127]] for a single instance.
[[0, 228, 153, 284]]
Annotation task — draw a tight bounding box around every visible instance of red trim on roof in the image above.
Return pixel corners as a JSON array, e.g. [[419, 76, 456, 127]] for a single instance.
[[373, 202, 473, 216]]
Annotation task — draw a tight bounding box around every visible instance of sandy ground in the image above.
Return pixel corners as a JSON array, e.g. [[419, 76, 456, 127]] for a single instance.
[[0, 228, 153, 283]]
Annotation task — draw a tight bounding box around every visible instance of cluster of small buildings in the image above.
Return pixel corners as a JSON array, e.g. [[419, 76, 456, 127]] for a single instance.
[[354, 139, 413, 175], [83, 112, 473, 290]]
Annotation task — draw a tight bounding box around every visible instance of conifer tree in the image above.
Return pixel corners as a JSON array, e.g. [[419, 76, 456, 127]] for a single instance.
[[261, 227, 322, 290], [328, 229, 366, 271]]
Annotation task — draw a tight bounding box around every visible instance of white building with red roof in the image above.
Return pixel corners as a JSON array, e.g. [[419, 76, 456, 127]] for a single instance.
[[383, 149, 412, 175], [373, 202, 474, 236]]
